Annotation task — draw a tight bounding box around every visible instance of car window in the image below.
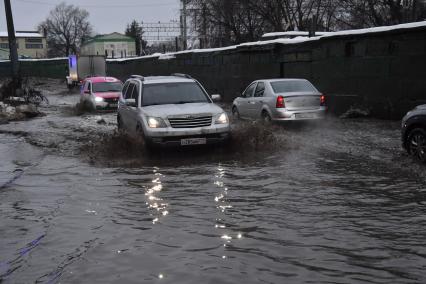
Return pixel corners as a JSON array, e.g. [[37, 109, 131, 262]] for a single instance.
[[122, 81, 130, 97], [131, 83, 140, 106], [82, 81, 89, 93], [141, 82, 210, 107], [271, 80, 317, 93], [92, 82, 122, 93], [124, 83, 135, 99], [254, 82, 265, 97], [243, 83, 256, 98]]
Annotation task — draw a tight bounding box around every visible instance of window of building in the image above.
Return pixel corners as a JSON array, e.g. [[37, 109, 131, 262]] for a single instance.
[[0, 43, 20, 49], [25, 44, 43, 49], [25, 38, 42, 43]]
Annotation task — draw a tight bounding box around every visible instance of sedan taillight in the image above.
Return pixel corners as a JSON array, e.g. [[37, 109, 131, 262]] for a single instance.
[[320, 94, 326, 106], [276, 96, 285, 108]]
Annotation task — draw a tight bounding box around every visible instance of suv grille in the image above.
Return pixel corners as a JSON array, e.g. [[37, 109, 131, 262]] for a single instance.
[[104, 97, 119, 103], [168, 115, 212, 128]]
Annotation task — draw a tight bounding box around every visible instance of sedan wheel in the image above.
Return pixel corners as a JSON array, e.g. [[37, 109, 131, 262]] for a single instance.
[[262, 111, 272, 124], [408, 128, 426, 163]]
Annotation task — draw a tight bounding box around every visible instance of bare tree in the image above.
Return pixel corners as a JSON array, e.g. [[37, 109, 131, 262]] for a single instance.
[[188, 0, 426, 48], [38, 2, 93, 57]]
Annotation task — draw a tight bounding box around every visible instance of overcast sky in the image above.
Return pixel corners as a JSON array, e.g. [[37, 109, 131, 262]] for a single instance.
[[0, 0, 180, 34]]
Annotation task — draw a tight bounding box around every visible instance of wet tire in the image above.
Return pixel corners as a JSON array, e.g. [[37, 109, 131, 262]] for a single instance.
[[117, 116, 123, 131], [136, 123, 153, 151], [262, 111, 272, 124], [407, 128, 426, 163], [232, 106, 240, 120]]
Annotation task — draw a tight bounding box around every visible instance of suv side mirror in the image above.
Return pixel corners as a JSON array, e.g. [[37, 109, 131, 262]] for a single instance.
[[125, 98, 137, 107], [211, 94, 222, 102]]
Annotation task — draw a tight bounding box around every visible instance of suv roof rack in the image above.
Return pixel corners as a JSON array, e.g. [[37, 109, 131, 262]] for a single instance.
[[171, 73, 192, 79], [131, 75, 145, 81]]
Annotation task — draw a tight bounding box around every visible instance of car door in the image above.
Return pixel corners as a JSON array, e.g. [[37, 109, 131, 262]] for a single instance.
[[238, 82, 256, 118], [120, 82, 135, 130], [250, 81, 265, 118], [82, 80, 90, 102], [127, 81, 141, 132]]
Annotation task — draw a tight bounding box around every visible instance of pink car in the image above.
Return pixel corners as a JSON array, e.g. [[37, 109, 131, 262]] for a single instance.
[[80, 76, 123, 110]]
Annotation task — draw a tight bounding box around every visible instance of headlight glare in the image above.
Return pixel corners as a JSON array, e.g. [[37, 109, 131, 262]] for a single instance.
[[147, 117, 166, 128], [215, 113, 229, 124], [95, 97, 104, 103]]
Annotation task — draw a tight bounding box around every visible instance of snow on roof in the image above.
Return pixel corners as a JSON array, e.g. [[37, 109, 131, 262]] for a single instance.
[[262, 31, 332, 38], [108, 21, 426, 63], [0, 31, 44, 38], [143, 77, 194, 85], [322, 20, 426, 37]]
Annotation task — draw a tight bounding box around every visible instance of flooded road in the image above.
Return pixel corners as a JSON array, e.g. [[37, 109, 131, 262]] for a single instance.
[[1, 86, 426, 283]]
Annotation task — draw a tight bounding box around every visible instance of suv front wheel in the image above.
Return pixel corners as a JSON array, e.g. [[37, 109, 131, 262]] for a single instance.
[[407, 128, 426, 163]]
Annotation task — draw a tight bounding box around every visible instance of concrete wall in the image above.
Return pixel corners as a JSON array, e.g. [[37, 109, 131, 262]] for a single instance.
[[1, 25, 425, 119], [107, 26, 426, 119], [0, 58, 68, 79]]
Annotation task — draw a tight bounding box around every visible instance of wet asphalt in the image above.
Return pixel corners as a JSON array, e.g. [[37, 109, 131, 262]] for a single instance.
[[1, 83, 426, 284]]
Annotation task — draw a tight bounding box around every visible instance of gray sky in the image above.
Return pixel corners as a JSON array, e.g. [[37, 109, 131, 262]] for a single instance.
[[0, 0, 180, 34]]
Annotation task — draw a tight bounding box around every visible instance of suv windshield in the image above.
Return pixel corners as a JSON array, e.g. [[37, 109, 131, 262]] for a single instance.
[[142, 82, 210, 106], [92, 82, 123, 93], [271, 80, 317, 93]]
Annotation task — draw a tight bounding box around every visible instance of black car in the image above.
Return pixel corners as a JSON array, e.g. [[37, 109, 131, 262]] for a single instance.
[[402, 105, 426, 163]]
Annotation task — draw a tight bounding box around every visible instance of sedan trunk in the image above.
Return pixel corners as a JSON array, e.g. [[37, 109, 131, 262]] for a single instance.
[[281, 92, 321, 111]]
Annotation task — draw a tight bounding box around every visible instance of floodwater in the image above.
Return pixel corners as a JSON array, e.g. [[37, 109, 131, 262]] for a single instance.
[[1, 86, 426, 284]]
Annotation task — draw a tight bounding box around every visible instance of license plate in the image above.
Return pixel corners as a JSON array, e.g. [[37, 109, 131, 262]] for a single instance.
[[296, 113, 315, 119], [109, 103, 118, 108], [181, 138, 207, 146]]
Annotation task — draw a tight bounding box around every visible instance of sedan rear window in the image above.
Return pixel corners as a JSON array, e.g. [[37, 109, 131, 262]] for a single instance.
[[271, 81, 317, 93], [92, 82, 123, 93], [142, 82, 210, 106]]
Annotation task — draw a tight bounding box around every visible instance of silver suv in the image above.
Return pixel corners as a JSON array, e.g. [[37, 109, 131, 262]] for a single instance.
[[117, 74, 230, 147]]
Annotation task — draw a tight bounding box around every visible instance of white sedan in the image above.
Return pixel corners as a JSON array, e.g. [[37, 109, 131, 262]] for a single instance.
[[232, 79, 327, 122]]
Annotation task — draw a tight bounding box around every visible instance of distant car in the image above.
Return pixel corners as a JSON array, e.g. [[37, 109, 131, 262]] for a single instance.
[[232, 79, 326, 122], [117, 74, 230, 148], [80, 76, 123, 110], [402, 105, 426, 163]]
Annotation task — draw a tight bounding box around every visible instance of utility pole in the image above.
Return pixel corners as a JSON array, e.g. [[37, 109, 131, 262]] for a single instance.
[[3, 0, 20, 89], [181, 0, 187, 50]]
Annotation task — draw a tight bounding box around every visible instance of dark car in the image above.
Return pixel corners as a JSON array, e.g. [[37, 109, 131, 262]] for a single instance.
[[402, 105, 426, 163]]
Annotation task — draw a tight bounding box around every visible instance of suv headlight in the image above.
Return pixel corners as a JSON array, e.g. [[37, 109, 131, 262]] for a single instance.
[[147, 117, 167, 128], [215, 113, 229, 124]]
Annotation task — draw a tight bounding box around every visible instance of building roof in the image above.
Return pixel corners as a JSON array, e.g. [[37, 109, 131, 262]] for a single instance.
[[82, 32, 135, 46], [0, 31, 44, 38]]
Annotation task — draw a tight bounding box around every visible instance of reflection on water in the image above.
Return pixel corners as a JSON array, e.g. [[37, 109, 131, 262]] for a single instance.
[[146, 168, 169, 224], [1, 118, 426, 284]]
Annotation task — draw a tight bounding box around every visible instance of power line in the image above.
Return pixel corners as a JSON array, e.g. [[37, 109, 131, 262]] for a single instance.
[[15, 0, 178, 8]]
